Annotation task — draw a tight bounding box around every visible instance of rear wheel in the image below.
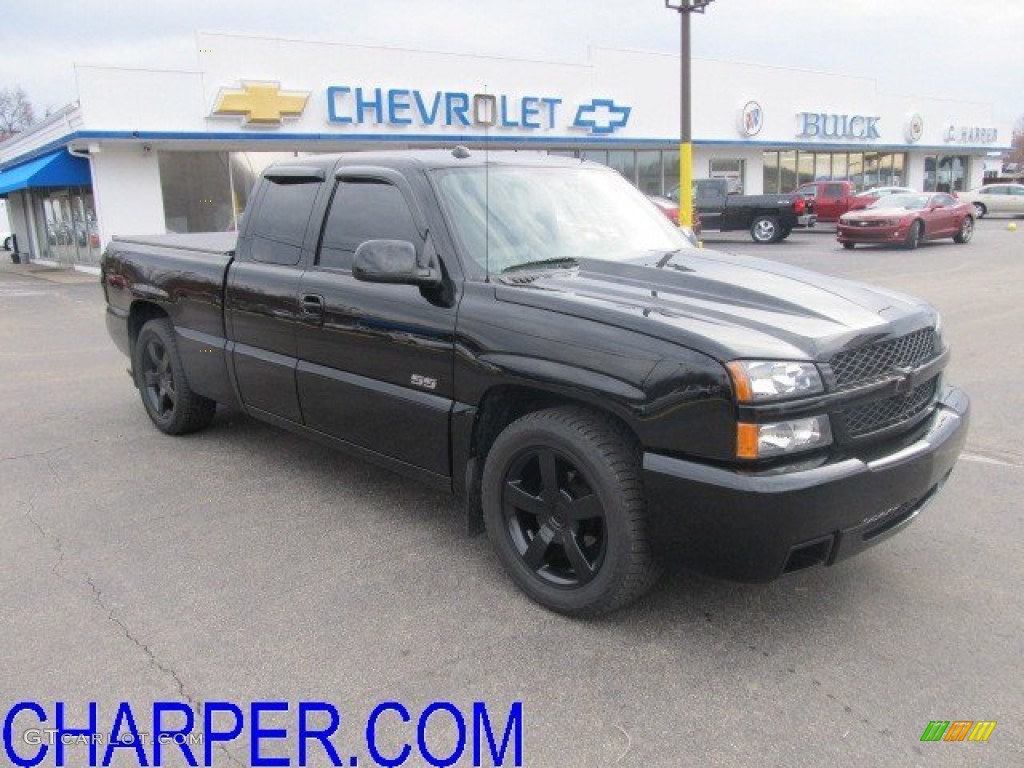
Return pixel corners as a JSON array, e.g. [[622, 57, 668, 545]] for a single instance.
[[132, 318, 216, 435], [953, 216, 974, 244], [972, 202, 986, 219], [481, 406, 659, 616], [750, 215, 781, 244], [904, 220, 923, 250]]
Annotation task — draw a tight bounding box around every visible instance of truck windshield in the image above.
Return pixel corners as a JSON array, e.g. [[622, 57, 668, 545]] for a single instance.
[[435, 166, 691, 275]]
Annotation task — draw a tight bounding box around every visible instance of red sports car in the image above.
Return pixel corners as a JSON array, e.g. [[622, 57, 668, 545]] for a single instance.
[[837, 192, 974, 250]]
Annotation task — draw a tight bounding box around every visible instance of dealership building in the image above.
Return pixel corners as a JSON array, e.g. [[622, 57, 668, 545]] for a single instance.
[[0, 31, 1011, 270]]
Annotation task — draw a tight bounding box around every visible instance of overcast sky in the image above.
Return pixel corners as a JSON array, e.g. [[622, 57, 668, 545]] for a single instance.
[[2, 0, 1021, 126]]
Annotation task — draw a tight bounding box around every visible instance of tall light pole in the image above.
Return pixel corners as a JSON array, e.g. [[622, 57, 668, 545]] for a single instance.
[[665, 0, 714, 228]]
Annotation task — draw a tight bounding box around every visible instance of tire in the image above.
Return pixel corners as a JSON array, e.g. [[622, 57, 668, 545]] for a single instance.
[[481, 406, 660, 616], [904, 220, 923, 250], [972, 202, 986, 219], [777, 227, 792, 241], [750, 215, 781, 244], [842, 242, 855, 250], [953, 216, 974, 244], [132, 318, 216, 435], [2, 236, 11, 251]]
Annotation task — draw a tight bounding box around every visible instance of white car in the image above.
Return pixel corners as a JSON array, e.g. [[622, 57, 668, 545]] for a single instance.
[[856, 186, 917, 200], [955, 183, 1024, 218]]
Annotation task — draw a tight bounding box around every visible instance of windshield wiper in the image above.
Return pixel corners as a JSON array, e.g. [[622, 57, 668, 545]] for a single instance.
[[501, 257, 579, 273]]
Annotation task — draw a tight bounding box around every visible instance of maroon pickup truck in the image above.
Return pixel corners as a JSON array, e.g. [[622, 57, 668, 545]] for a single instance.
[[793, 181, 874, 223]]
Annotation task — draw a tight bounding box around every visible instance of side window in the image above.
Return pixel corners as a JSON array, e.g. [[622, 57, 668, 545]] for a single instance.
[[1010, 186, 1024, 196], [249, 179, 321, 266], [983, 186, 1006, 196], [822, 184, 845, 198], [318, 180, 420, 271], [933, 194, 955, 207]]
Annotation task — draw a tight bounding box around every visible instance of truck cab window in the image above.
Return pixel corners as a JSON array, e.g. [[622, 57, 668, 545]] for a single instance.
[[249, 179, 321, 266], [318, 180, 420, 271]]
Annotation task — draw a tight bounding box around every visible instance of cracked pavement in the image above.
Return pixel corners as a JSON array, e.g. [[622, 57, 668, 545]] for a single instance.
[[1, 223, 1022, 767]]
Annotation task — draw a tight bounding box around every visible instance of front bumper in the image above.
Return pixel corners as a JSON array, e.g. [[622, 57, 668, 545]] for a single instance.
[[642, 386, 969, 582], [837, 223, 906, 244]]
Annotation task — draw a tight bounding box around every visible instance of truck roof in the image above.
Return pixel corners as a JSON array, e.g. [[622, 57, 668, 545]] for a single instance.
[[268, 148, 597, 176]]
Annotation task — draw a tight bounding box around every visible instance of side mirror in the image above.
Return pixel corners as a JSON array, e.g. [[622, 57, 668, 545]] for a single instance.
[[352, 240, 441, 286]]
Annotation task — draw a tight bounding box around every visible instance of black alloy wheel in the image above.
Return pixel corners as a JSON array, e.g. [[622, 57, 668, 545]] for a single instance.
[[482, 406, 659, 616], [501, 446, 607, 589], [953, 216, 974, 244], [132, 318, 216, 435], [904, 220, 923, 250]]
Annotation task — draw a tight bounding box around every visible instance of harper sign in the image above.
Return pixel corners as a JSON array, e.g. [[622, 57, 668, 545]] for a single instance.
[[797, 112, 881, 140]]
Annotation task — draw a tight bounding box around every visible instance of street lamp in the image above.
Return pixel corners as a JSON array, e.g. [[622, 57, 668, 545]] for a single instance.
[[665, 0, 715, 228]]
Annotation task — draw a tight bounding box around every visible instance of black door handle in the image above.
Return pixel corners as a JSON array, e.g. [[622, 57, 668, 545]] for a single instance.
[[300, 294, 325, 315]]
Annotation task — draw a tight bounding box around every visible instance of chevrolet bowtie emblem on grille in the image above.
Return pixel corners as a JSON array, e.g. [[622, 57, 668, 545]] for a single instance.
[[892, 366, 915, 396], [211, 81, 310, 126]]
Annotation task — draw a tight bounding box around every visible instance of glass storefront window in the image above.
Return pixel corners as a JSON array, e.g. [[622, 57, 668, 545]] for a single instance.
[[847, 153, 864, 189], [709, 158, 745, 194], [31, 187, 100, 266], [814, 154, 831, 181], [779, 151, 797, 192], [158, 151, 234, 234], [832, 153, 848, 182], [763, 151, 779, 193], [892, 153, 905, 186], [606, 150, 637, 185], [797, 152, 814, 186], [663, 149, 679, 197], [637, 150, 662, 195]]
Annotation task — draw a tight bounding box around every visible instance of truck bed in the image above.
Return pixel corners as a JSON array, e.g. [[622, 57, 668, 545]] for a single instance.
[[112, 231, 237, 255]]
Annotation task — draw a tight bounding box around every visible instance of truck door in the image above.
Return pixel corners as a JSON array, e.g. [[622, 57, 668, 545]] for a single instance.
[[225, 169, 323, 423], [294, 173, 457, 477], [816, 183, 848, 222], [693, 180, 725, 230]]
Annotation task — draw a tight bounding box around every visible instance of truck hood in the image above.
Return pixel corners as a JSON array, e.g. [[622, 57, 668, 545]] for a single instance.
[[493, 249, 936, 362]]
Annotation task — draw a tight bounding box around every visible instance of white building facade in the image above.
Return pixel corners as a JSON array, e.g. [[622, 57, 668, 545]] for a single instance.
[[0, 31, 1011, 269]]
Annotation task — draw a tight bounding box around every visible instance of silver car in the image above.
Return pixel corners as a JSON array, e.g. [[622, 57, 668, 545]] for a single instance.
[[955, 183, 1024, 218]]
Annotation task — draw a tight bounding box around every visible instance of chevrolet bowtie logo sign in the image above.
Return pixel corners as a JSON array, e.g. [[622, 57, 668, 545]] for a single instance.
[[211, 81, 309, 126]]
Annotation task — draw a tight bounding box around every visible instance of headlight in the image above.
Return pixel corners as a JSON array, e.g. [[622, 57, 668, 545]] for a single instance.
[[726, 360, 824, 403], [737, 416, 832, 459]]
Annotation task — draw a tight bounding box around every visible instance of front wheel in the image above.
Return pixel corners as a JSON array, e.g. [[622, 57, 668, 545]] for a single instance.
[[904, 220, 923, 250], [481, 407, 660, 616], [953, 216, 974, 244], [972, 202, 986, 219], [132, 318, 216, 435], [750, 215, 781, 244]]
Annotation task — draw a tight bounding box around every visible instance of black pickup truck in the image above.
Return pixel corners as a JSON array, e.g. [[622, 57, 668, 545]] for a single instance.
[[102, 150, 968, 616], [669, 178, 816, 243]]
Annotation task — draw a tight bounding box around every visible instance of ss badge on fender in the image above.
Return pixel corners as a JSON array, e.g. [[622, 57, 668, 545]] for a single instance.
[[411, 374, 438, 390]]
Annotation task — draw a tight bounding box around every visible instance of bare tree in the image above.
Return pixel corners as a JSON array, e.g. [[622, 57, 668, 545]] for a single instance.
[[1010, 115, 1024, 167], [0, 87, 37, 140]]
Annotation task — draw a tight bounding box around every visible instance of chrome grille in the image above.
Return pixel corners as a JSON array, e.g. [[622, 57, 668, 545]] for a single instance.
[[830, 328, 936, 389], [840, 378, 938, 437]]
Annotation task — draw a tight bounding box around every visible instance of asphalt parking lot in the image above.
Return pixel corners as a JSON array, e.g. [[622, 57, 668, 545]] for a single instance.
[[2, 217, 1021, 767]]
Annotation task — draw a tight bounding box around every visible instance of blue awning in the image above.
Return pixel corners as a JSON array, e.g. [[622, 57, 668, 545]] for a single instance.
[[0, 150, 92, 196]]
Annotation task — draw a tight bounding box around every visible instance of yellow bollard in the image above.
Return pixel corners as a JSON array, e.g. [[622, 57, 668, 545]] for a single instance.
[[1008, 222, 1018, 231]]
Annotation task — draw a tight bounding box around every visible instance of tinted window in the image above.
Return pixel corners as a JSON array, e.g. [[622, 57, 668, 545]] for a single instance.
[[318, 181, 419, 270], [249, 179, 321, 265]]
